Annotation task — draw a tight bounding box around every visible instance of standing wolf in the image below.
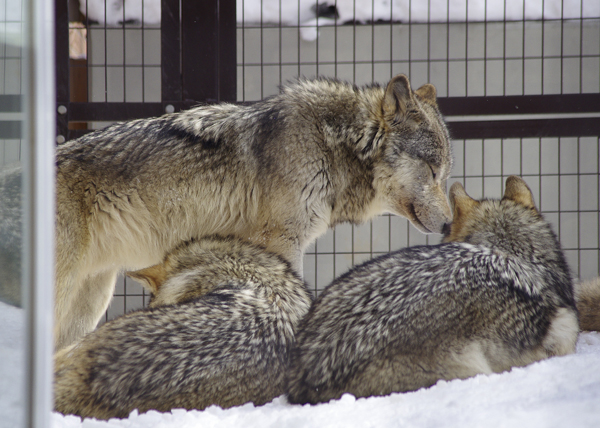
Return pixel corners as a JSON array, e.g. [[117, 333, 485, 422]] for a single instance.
[[49, 74, 453, 349], [53, 235, 313, 419], [286, 176, 580, 405]]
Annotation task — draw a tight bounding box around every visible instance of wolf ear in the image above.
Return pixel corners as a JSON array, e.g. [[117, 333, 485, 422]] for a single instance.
[[382, 74, 413, 121], [449, 181, 479, 221], [503, 176, 536, 209], [126, 264, 167, 295], [414, 83, 438, 106]]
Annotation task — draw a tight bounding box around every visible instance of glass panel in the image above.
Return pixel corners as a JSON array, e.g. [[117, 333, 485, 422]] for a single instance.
[[0, 0, 25, 425], [1, 0, 54, 426]]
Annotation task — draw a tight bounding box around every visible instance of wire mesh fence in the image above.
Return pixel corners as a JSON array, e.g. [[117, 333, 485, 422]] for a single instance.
[[1, 0, 599, 319]]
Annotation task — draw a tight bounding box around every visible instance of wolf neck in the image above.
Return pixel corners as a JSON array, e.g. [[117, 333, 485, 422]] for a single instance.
[[286, 81, 384, 152], [284, 82, 385, 226], [475, 212, 568, 273]]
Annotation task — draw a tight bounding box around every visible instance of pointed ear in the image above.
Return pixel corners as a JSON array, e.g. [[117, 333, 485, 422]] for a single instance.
[[449, 181, 479, 221], [126, 264, 167, 295], [382, 74, 413, 121], [503, 176, 536, 209], [414, 83, 438, 106]]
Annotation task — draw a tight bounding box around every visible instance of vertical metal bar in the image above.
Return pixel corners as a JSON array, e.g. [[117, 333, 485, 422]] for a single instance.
[[483, 0, 487, 95], [161, 0, 181, 103], [557, 133, 561, 248], [541, 0, 545, 95], [260, 0, 264, 98], [217, 0, 236, 102], [578, 0, 583, 94], [481, 137, 485, 196], [141, 0, 146, 103], [537, 137, 542, 213], [389, 0, 393, 78], [181, 0, 236, 103], [240, 0, 246, 102], [464, 0, 468, 96], [314, 238, 318, 296], [121, 2, 126, 102], [352, 0, 356, 81], [521, 0, 525, 95], [55, 0, 69, 141], [278, 0, 282, 89], [104, 1, 108, 103], [371, 0, 375, 81], [559, 0, 564, 95], [446, 0, 450, 94], [181, 0, 205, 102], [297, 0, 300, 77], [426, 0, 431, 83], [24, 0, 55, 427], [503, 0, 507, 96], [596, 137, 599, 279], [576, 137, 580, 278], [408, 0, 412, 78], [335, 0, 338, 77], [317, 0, 321, 78]]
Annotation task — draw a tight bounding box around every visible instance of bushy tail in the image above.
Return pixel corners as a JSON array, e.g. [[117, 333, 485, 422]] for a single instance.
[[575, 277, 600, 331]]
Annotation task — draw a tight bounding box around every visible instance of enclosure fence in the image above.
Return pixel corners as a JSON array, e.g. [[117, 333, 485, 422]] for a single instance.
[[2, 0, 599, 319]]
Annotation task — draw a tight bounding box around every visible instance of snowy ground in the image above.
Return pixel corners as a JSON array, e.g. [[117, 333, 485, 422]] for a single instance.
[[50, 332, 600, 428], [2, 301, 600, 428]]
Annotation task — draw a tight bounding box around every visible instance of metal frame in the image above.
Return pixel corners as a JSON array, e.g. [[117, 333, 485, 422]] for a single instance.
[[24, 0, 55, 427], [53, 1, 600, 141], [55, 0, 237, 142]]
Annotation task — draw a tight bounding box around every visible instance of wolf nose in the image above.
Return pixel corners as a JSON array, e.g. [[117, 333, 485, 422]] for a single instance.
[[441, 222, 452, 236]]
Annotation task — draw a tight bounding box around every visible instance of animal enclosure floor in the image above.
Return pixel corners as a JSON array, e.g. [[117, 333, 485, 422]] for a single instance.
[[1, 301, 600, 428]]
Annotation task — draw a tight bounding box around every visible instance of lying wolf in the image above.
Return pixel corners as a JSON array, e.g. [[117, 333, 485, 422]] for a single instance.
[[47, 73, 453, 349], [286, 176, 580, 405], [53, 235, 312, 419]]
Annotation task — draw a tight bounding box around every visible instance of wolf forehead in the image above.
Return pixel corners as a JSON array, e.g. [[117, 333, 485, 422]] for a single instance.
[[292, 76, 451, 157], [401, 129, 452, 170], [403, 107, 452, 167]]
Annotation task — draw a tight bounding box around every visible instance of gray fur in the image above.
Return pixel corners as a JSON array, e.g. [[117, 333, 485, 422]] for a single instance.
[[53, 235, 313, 419], [48, 74, 454, 350], [575, 277, 600, 331], [0, 164, 22, 307], [286, 176, 579, 405]]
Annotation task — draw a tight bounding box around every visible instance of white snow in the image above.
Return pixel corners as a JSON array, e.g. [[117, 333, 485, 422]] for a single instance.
[[75, 0, 600, 41], [2, 300, 600, 428], [79, 0, 600, 27], [0, 301, 25, 428]]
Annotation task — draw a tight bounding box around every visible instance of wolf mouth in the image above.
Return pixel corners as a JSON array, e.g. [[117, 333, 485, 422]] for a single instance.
[[407, 203, 432, 233]]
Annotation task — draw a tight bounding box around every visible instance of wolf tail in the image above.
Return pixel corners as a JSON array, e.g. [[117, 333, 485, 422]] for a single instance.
[[575, 277, 600, 331]]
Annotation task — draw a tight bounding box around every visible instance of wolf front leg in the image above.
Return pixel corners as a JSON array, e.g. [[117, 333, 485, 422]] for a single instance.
[[54, 269, 118, 350]]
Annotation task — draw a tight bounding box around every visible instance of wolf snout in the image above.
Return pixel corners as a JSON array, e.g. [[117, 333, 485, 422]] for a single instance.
[[419, 208, 453, 234]]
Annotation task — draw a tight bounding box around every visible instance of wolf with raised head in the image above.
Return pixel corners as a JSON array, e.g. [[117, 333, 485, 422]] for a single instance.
[[53, 235, 313, 420], [286, 176, 580, 405], [50, 73, 453, 349]]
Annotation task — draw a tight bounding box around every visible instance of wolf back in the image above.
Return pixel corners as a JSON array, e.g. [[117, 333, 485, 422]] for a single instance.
[[53, 236, 313, 419], [286, 176, 579, 405], [52, 74, 453, 350]]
